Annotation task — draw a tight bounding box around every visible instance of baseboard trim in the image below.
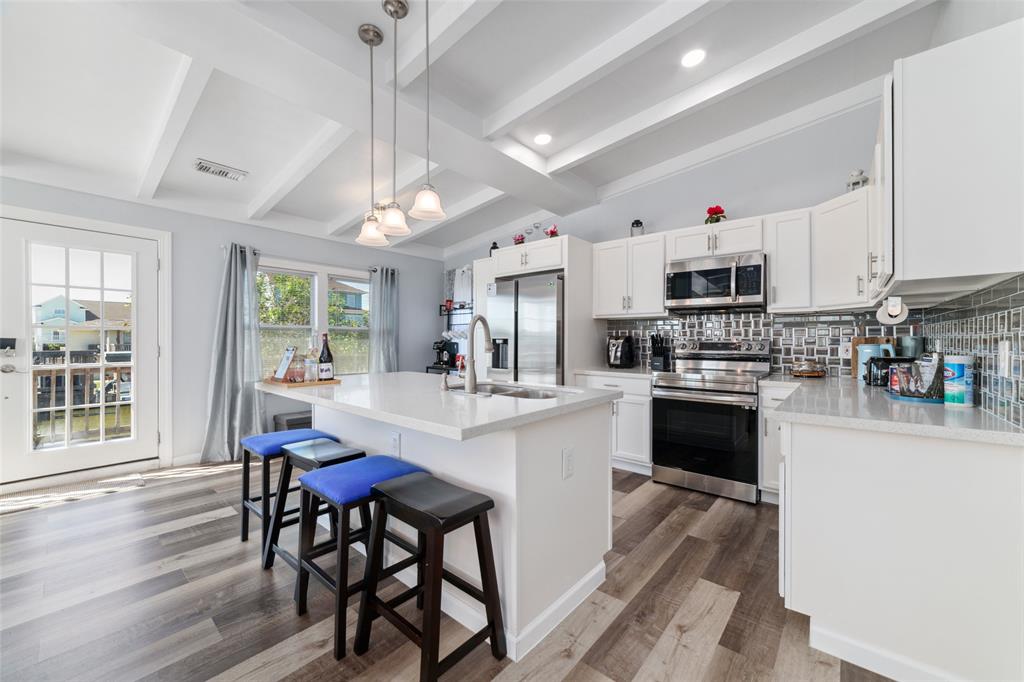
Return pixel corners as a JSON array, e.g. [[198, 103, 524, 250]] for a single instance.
[[0, 459, 161, 495], [172, 452, 203, 467], [809, 621, 962, 682], [760, 489, 779, 505], [611, 458, 652, 476]]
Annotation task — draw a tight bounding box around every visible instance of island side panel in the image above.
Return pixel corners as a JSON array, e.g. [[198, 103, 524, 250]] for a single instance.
[[513, 403, 612, 655]]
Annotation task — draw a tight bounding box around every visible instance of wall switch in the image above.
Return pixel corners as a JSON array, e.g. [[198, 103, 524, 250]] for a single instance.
[[390, 432, 401, 457], [840, 342, 852, 359], [561, 447, 575, 480]]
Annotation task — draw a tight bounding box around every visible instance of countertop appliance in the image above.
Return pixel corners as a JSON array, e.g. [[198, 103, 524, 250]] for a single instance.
[[665, 252, 766, 311], [651, 340, 770, 503], [487, 271, 564, 385], [432, 339, 458, 367], [607, 336, 636, 368]]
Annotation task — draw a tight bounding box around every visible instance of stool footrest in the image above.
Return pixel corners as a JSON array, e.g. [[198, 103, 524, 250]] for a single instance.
[[439, 627, 492, 677], [383, 530, 418, 555], [374, 596, 423, 647], [442, 568, 485, 603]]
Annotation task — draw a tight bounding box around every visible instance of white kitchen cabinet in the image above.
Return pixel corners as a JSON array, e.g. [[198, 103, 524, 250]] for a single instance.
[[764, 210, 812, 311], [665, 225, 712, 261], [868, 75, 894, 300], [575, 372, 652, 474], [758, 383, 798, 498], [592, 233, 665, 318], [664, 218, 763, 262], [493, 238, 565, 277], [811, 188, 870, 309], [494, 245, 526, 276]]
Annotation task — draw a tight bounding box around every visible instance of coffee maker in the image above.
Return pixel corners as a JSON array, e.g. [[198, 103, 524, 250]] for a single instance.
[[432, 340, 458, 368]]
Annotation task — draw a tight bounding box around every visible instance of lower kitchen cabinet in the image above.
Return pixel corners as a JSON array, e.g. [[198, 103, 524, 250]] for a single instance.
[[759, 382, 798, 501], [575, 372, 652, 474]]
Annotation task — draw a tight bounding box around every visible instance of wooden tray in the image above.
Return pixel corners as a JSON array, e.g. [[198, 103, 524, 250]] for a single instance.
[[264, 378, 340, 388]]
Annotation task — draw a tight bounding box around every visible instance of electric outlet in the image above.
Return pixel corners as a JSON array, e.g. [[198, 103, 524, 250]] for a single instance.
[[390, 432, 401, 457], [561, 447, 575, 480], [840, 342, 852, 359]]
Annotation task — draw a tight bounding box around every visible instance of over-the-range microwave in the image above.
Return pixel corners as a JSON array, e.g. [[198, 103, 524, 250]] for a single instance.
[[665, 252, 766, 311]]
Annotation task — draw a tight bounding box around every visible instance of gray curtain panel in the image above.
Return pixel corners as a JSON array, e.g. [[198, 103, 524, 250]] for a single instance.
[[201, 244, 264, 462], [369, 266, 399, 373]]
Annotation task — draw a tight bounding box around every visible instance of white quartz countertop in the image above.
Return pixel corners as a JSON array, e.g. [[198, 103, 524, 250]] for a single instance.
[[258, 371, 621, 441], [766, 376, 1024, 447], [574, 367, 653, 379]]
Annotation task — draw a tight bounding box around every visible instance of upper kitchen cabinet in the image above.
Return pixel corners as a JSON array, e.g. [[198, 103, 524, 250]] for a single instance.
[[811, 187, 870, 310], [764, 209, 812, 312], [665, 218, 762, 261], [494, 237, 565, 277], [593, 233, 666, 318]]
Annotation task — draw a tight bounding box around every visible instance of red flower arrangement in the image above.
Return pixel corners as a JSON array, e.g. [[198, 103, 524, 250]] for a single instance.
[[513, 233, 525, 245], [544, 224, 559, 238], [705, 205, 727, 224]]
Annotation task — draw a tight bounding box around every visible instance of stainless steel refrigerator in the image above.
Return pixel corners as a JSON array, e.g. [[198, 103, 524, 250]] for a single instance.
[[487, 271, 564, 386]]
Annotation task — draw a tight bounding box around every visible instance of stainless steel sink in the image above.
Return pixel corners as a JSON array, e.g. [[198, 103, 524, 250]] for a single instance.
[[451, 383, 561, 399]]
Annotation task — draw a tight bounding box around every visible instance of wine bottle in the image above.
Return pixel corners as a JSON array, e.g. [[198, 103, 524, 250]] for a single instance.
[[318, 333, 334, 380]]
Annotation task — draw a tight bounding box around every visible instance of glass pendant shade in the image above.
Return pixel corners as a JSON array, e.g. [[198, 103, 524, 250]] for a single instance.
[[379, 201, 411, 236], [409, 184, 446, 221], [356, 213, 389, 246]]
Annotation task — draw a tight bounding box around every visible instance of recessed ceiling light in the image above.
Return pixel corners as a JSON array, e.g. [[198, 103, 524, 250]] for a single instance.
[[534, 133, 552, 145], [681, 49, 706, 68]]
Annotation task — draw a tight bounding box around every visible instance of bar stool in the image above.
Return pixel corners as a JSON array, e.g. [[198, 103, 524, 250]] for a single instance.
[[295, 456, 429, 661], [262, 437, 366, 570], [354, 472, 506, 681], [239, 428, 338, 548]]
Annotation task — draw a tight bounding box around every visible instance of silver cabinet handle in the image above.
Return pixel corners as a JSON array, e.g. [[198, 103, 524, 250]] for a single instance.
[[707, 234, 712, 252], [869, 251, 879, 279], [622, 296, 627, 310], [627, 295, 632, 309], [771, 285, 776, 304], [603, 383, 620, 388], [856, 275, 864, 296], [714, 233, 719, 250]]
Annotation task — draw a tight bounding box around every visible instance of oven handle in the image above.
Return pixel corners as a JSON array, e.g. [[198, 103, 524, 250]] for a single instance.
[[653, 387, 757, 407]]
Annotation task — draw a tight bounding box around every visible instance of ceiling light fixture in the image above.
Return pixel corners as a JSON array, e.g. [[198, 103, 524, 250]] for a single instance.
[[409, 0, 446, 221], [378, 0, 411, 237], [533, 133, 552, 146], [681, 48, 706, 68], [356, 24, 389, 247]]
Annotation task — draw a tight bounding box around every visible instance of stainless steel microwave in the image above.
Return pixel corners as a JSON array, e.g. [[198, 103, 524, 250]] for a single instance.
[[665, 252, 766, 311]]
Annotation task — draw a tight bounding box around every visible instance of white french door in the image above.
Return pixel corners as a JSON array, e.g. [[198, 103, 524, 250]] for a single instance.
[[0, 219, 159, 483]]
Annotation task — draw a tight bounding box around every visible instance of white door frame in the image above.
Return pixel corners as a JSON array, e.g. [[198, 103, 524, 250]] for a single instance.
[[0, 205, 173, 473]]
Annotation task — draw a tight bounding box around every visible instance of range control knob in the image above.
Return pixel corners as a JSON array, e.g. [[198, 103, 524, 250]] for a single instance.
[[756, 342, 766, 351], [743, 343, 753, 351]]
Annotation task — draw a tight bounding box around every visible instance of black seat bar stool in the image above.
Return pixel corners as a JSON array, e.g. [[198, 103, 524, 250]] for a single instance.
[[262, 437, 366, 570], [295, 455, 430, 660], [238, 428, 338, 548], [354, 471, 507, 681]]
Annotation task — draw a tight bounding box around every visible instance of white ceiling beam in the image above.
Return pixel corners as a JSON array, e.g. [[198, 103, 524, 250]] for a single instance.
[[389, 0, 504, 89], [136, 55, 212, 198], [483, 0, 716, 139], [86, 1, 595, 216], [248, 122, 353, 220], [599, 77, 885, 201], [393, 185, 505, 245], [547, 0, 934, 173], [328, 160, 440, 236]]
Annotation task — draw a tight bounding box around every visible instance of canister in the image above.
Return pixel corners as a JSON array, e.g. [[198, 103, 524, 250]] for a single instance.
[[943, 355, 975, 407]]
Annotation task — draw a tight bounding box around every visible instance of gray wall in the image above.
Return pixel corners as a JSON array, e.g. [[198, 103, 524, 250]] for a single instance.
[[1, 178, 444, 460]]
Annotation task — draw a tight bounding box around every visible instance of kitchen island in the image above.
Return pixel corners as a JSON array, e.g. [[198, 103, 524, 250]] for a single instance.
[[258, 372, 621, 661]]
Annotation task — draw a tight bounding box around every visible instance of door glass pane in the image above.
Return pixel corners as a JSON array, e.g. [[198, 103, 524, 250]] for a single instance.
[[103, 290, 133, 327], [103, 252, 132, 289], [104, 329, 132, 362], [31, 285, 67, 324], [70, 367, 102, 406], [33, 410, 66, 449], [33, 369, 66, 409], [70, 407, 101, 445], [32, 328, 66, 366], [104, 367, 132, 403], [30, 244, 65, 285], [68, 328, 101, 364], [104, 404, 132, 440], [69, 249, 101, 287]]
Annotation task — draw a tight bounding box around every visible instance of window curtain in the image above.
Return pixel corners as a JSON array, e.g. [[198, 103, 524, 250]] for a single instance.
[[201, 244, 264, 462], [369, 266, 399, 373]]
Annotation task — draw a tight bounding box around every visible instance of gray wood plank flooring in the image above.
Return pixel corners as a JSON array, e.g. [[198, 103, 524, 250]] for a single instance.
[[0, 464, 890, 681]]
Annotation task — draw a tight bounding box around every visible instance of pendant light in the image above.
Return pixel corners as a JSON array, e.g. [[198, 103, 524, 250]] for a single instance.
[[356, 24, 389, 247], [409, 0, 446, 221], [378, 0, 411, 236]]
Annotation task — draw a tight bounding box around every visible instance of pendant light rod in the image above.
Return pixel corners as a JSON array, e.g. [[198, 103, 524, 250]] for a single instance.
[[359, 24, 383, 214], [425, 0, 431, 185], [392, 13, 399, 203], [409, 0, 446, 221]]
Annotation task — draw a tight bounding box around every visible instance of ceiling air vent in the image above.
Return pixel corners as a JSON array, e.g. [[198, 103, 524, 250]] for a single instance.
[[193, 158, 248, 182]]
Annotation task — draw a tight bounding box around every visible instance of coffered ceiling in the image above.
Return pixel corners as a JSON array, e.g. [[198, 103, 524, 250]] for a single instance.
[[1, 0, 1010, 261]]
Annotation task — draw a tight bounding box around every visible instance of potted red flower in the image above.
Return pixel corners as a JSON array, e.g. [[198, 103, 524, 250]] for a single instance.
[[705, 205, 727, 224], [544, 224, 559, 238], [512, 233, 525, 245]]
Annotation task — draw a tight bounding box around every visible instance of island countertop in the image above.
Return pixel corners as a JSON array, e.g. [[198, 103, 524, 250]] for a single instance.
[[257, 371, 622, 441]]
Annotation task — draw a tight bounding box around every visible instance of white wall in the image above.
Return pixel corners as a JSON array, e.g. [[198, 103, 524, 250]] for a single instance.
[[0, 178, 444, 461], [929, 0, 1024, 46]]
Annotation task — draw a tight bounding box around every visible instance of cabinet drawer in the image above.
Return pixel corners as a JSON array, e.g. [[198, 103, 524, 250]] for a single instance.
[[576, 373, 652, 396]]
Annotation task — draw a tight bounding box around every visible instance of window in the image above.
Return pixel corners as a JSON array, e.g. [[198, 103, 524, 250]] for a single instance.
[[256, 260, 372, 376]]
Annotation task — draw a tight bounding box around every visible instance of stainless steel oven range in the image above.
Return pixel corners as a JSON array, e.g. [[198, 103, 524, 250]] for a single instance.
[[651, 340, 770, 503]]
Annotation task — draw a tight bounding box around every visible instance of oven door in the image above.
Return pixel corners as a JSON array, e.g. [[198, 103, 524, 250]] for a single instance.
[[665, 252, 765, 310], [651, 387, 759, 502]]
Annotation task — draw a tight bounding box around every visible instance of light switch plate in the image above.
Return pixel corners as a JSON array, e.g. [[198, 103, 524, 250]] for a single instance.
[[561, 447, 574, 480], [390, 432, 401, 457], [840, 342, 852, 359]]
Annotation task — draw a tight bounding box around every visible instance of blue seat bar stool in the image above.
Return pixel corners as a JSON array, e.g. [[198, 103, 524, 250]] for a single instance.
[[354, 472, 506, 681], [296, 456, 429, 661], [262, 438, 367, 570], [239, 428, 338, 549]]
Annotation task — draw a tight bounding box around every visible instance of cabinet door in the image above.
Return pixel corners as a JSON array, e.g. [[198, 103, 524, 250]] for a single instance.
[[593, 240, 629, 317], [760, 409, 781, 493], [522, 238, 564, 273], [869, 75, 894, 298], [713, 218, 763, 255], [613, 396, 651, 464], [627, 233, 666, 316], [811, 189, 869, 309], [494, 245, 525, 277], [665, 225, 712, 261], [765, 210, 811, 311]]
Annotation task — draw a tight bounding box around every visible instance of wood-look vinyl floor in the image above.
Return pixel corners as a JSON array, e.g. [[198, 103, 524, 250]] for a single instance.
[[0, 464, 891, 682]]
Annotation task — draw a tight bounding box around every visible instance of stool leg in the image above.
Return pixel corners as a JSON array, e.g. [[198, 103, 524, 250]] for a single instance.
[[415, 531, 426, 610], [333, 507, 350, 660], [358, 504, 372, 549], [474, 514, 507, 660], [419, 528, 445, 682], [240, 450, 251, 542], [296, 490, 316, 616], [329, 508, 339, 541], [262, 457, 293, 569], [354, 499, 388, 655], [260, 456, 272, 550]]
